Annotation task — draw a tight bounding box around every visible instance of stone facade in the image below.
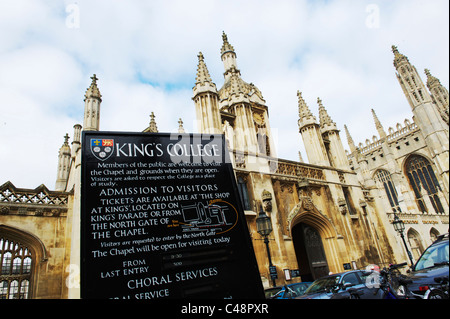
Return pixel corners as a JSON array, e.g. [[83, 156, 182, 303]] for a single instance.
[[0, 182, 71, 298], [0, 34, 448, 298]]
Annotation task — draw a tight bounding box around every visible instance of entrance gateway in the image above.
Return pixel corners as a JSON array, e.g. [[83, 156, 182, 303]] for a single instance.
[[292, 223, 330, 282], [81, 132, 264, 299]]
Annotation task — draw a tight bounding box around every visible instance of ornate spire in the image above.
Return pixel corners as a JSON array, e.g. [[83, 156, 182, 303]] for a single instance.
[[371, 109, 387, 139], [297, 91, 318, 130], [221, 31, 235, 56], [425, 69, 442, 91], [317, 97, 336, 128], [193, 52, 218, 97], [195, 52, 214, 85], [425, 69, 449, 123], [83, 74, 101, 131], [84, 74, 102, 101], [143, 112, 158, 133], [297, 91, 314, 119], [178, 118, 185, 133], [344, 125, 356, 153], [220, 31, 240, 80], [55, 133, 71, 191], [391, 45, 409, 69], [63, 133, 70, 145]]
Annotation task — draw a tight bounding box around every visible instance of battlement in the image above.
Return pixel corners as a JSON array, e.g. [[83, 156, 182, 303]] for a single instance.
[[357, 118, 419, 155]]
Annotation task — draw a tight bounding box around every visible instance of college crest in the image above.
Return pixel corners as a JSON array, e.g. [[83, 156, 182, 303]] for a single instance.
[[90, 139, 114, 161]]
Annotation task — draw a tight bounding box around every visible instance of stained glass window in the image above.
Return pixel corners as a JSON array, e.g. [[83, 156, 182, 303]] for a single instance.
[[405, 155, 444, 214], [374, 170, 401, 213], [0, 237, 33, 299]]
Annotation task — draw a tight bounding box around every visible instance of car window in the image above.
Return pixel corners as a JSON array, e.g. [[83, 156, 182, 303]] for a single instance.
[[341, 272, 360, 286], [414, 241, 449, 271], [305, 276, 340, 294], [291, 283, 307, 295]]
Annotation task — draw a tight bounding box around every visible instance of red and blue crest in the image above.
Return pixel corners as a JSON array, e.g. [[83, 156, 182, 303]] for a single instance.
[[90, 139, 114, 161]]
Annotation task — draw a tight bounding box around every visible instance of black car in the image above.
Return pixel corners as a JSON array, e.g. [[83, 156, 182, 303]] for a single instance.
[[400, 233, 449, 298], [296, 270, 383, 299]]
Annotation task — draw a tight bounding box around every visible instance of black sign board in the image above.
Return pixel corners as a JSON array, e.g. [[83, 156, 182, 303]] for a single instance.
[[269, 266, 278, 280], [290, 269, 301, 278], [343, 263, 352, 270], [81, 132, 264, 299]]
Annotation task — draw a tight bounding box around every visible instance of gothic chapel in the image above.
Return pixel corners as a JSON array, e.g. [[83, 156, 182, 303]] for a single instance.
[[0, 33, 448, 298]]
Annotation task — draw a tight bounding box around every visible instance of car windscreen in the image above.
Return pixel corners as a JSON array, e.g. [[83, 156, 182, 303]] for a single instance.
[[414, 241, 449, 271], [264, 287, 282, 298], [304, 276, 340, 294]]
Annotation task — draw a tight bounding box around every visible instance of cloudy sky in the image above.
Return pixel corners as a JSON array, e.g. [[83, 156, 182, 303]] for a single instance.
[[0, 0, 448, 189]]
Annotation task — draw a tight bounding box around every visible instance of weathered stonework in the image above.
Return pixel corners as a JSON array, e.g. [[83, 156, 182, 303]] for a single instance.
[[0, 35, 447, 298]]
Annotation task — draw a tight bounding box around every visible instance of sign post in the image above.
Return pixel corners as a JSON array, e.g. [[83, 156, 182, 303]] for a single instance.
[[81, 132, 264, 299]]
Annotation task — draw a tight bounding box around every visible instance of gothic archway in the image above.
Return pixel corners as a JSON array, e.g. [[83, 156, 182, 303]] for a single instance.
[[287, 197, 339, 281], [292, 223, 329, 281]]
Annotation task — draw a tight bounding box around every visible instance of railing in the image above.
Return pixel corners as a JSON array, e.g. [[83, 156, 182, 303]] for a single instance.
[[0, 182, 68, 217]]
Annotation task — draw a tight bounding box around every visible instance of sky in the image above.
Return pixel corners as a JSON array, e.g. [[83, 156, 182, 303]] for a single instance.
[[0, 0, 448, 189]]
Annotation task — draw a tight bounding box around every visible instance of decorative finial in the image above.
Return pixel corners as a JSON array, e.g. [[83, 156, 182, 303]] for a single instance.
[[424, 68, 442, 90], [178, 118, 185, 133], [85, 73, 102, 101], [317, 97, 335, 127], [298, 151, 304, 162], [195, 51, 214, 86], [391, 45, 409, 68], [344, 125, 356, 152], [91, 74, 98, 85], [297, 91, 315, 122], [221, 31, 235, 55], [147, 112, 158, 133], [371, 108, 387, 138]]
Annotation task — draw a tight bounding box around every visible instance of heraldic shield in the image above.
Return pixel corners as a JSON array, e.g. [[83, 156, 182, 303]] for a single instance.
[[90, 139, 114, 161]]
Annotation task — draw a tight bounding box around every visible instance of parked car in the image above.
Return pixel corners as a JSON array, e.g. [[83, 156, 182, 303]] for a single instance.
[[265, 282, 312, 299], [296, 270, 383, 299], [399, 233, 449, 298]]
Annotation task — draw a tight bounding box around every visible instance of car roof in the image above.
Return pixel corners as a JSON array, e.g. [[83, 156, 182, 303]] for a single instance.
[[321, 269, 361, 278], [264, 282, 312, 290]]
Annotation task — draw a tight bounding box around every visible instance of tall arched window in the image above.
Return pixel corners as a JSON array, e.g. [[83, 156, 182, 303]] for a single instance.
[[0, 237, 34, 299], [407, 228, 424, 261], [430, 228, 440, 243], [256, 129, 271, 156], [237, 176, 251, 211], [374, 170, 401, 213], [405, 155, 445, 214]]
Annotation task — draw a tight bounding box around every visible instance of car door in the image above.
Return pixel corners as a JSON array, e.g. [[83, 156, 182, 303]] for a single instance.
[[341, 272, 364, 292]]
